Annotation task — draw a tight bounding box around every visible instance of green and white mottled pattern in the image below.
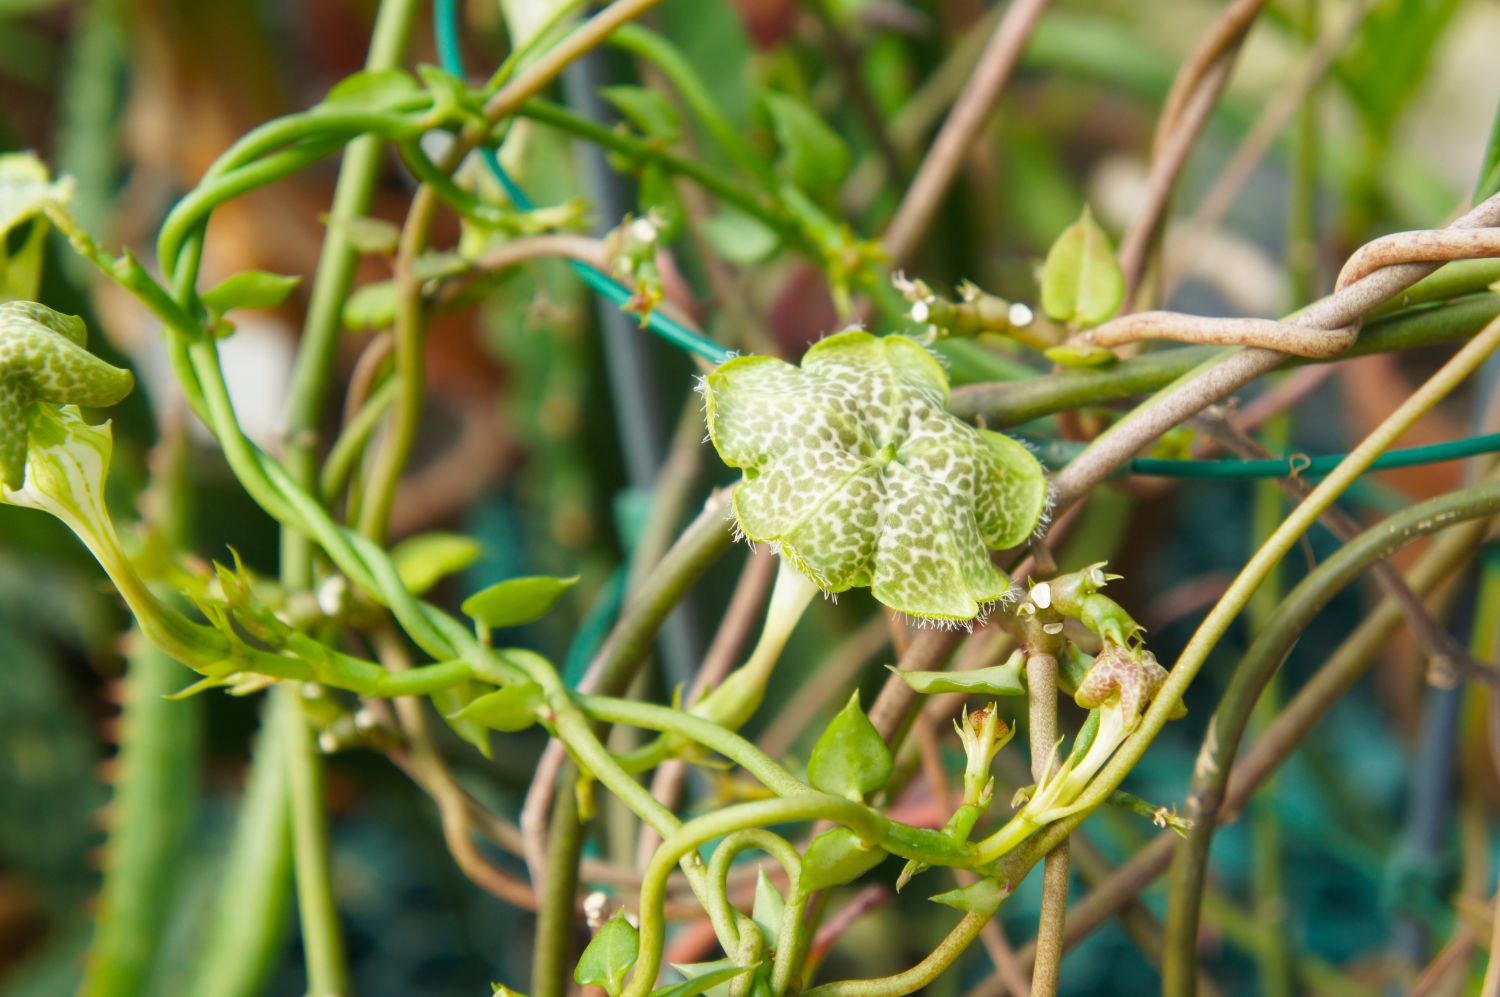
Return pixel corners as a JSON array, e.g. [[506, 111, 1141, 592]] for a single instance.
[[0, 301, 134, 488], [703, 329, 1048, 621]]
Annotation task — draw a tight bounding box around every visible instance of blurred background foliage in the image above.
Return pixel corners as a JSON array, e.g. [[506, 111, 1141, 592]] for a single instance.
[[2, 0, 1500, 993]]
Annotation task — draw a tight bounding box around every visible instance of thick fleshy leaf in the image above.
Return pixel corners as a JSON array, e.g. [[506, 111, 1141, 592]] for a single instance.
[[461, 575, 579, 632], [1040, 206, 1124, 329], [801, 827, 886, 892], [751, 868, 785, 947], [391, 532, 484, 596], [763, 92, 850, 195], [448, 682, 544, 732], [575, 910, 639, 997], [703, 330, 1047, 620], [807, 691, 891, 801], [201, 270, 301, 314]]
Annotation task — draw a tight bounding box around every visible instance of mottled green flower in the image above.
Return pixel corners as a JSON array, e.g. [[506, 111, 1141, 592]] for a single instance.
[[0, 301, 134, 488], [702, 330, 1048, 620]]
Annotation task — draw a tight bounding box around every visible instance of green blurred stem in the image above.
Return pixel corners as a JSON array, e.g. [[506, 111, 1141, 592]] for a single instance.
[[276, 1, 420, 993], [1161, 476, 1500, 993], [607, 23, 776, 190], [360, 0, 667, 542], [184, 694, 293, 997], [801, 913, 995, 997], [80, 641, 200, 997], [992, 311, 1500, 913], [627, 796, 979, 997], [1244, 410, 1293, 997], [280, 685, 347, 997], [950, 291, 1500, 426]]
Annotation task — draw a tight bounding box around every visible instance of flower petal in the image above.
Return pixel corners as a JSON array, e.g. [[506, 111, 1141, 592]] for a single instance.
[[780, 465, 883, 591], [704, 354, 865, 469], [802, 330, 949, 447], [731, 447, 868, 551], [872, 462, 1010, 619], [972, 429, 1050, 550]]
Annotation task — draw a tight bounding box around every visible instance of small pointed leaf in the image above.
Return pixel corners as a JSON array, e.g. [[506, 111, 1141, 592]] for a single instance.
[[929, 877, 1008, 915], [701, 207, 780, 264], [201, 270, 301, 314], [659, 961, 757, 997], [575, 910, 640, 997], [391, 532, 484, 596], [1040, 206, 1124, 328], [342, 280, 397, 330], [324, 68, 423, 112], [807, 691, 892, 801], [763, 92, 850, 195], [751, 868, 785, 947], [602, 84, 681, 140], [449, 682, 544, 732], [890, 658, 1026, 698], [462, 575, 579, 631], [801, 827, 886, 892], [322, 213, 401, 255]]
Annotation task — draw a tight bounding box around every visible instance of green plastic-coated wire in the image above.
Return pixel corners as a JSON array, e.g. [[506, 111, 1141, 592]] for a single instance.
[[432, 0, 1500, 483], [433, 0, 733, 366]]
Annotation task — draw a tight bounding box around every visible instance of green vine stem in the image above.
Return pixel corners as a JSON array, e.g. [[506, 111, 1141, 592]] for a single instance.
[[1025, 650, 1068, 997], [949, 291, 1500, 427], [274, 1, 419, 988], [800, 912, 996, 997], [182, 694, 293, 997], [1160, 475, 1500, 992], [79, 421, 198, 997], [988, 309, 1500, 892]]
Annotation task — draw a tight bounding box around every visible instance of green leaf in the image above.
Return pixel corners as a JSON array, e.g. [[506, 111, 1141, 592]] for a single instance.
[[448, 682, 544, 732], [701, 207, 780, 264], [602, 84, 681, 140], [410, 250, 469, 282], [0, 152, 71, 239], [575, 910, 639, 997], [639, 164, 685, 243], [657, 961, 757, 997], [800, 827, 886, 892], [342, 280, 396, 331], [751, 868, 785, 947], [763, 92, 850, 195], [391, 532, 484, 596], [324, 68, 422, 112], [806, 691, 892, 801], [417, 64, 482, 124], [321, 213, 401, 255], [1040, 205, 1124, 328], [891, 658, 1026, 698], [432, 681, 493, 758], [1043, 343, 1116, 368], [929, 877, 1008, 915], [200, 270, 301, 315], [461, 575, 579, 631]]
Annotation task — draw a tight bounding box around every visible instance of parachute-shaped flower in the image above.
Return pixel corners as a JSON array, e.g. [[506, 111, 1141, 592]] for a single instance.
[[702, 330, 1048, 620]]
